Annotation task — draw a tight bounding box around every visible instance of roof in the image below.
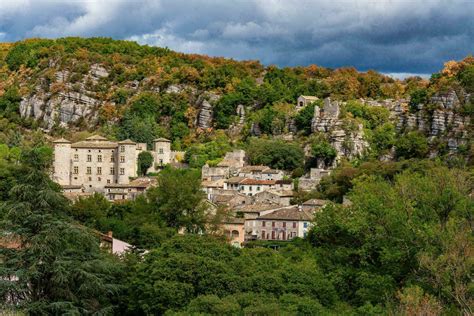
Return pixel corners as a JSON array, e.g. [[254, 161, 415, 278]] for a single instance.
[[226, 177, 246, 184], [233, 203, 276, 213], [240, 179, 275, 185], [53, 138, 71, 143], [154, 137, 171, 142], [255, 190, 294, 197], [71, 140, 118, 149], [85, 135, 108, 141], [302, 199, 328, 206], [257, 206, 313, 221], [275, 179, 292, 185], [118, 139, 136, 145], [299, 95, 319, 100], [213, 194, 235, 203], [106, 177, 157, 189]]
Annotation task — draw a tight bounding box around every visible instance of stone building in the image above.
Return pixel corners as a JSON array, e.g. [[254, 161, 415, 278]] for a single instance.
[[52, 135, 175, 192], [255, 206, 313, 240], [297, 95, 319, 111]]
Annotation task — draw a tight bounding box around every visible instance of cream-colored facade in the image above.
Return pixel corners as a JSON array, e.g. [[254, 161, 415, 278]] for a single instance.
[[52, 135, 173, 192]]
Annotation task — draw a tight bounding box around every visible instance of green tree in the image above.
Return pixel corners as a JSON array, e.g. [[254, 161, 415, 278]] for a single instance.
[[69, 193, 111, 226], [311, 141, 337, 166], [137, 151, 154, 175], [409, 88, 428, 112], [147, 167, 207, 232], [395, 131, 429, 159], [247, 138, 304, 171], [294, 101, 318, 134], [0, 147, 123, 314]]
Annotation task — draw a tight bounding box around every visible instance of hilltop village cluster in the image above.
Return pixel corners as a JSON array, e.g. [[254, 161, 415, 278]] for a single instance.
[[52, 135, 330, 247], [51, 97, 336, 247]]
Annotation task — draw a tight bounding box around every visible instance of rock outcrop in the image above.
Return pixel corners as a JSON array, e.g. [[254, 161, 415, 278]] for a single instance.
[[196, 92, 220, 129], [20, 65, 107, 129], [312, 97, 369, 160], [361, 89, 471, 153]]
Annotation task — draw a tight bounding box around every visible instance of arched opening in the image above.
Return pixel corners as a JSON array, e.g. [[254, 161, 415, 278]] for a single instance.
[[299, 101, 304, 107], [231, 230, 239, 239]]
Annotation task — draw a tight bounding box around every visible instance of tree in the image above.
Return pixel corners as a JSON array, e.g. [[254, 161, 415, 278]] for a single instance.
[[0, 147, 123, 314], [395, 131, 429, 159], [311, 141, 337, 167], [409, 88, 428, 112], [137, 151, 153, 175], [246, 138, 304, 171], [147, 167, 207, 232], [294, 101, 318, 134]]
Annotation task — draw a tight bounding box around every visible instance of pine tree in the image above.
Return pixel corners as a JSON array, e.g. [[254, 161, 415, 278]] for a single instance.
[[0, 147, 123, 315]]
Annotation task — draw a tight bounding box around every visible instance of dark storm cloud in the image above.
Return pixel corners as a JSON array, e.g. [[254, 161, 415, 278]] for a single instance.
[[0, 0, 473, 76]]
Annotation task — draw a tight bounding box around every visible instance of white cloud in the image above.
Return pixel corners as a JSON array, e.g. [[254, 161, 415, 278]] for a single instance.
[[0, 0, 472, 74]]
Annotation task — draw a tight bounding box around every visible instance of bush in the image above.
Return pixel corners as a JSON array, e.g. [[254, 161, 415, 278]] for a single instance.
[[409, 89, 428, 112], [247, 138, 304, 171], [395, 131, 429, 159]]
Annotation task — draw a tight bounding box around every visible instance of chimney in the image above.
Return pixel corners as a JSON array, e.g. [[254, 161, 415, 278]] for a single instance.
[[298, 205, 302, 212], [107, 231, 113, 238]]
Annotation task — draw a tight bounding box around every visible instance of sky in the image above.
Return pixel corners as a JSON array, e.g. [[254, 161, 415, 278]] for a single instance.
[[0, 0, 473, 78]]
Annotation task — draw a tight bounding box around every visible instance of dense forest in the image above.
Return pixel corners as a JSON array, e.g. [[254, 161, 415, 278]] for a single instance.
[[0, 38, 473, 315]]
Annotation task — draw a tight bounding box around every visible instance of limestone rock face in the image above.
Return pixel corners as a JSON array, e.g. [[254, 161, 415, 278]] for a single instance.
[[362, 89, 471, 153], [196, 92, 220, 129], [19, 66, 106, 129], [197, 100, 213, 129], [431, 90, 460, 109], [312, 97, 368, 160], [20, 90, 100, 129], [236, 104, 245, 124]]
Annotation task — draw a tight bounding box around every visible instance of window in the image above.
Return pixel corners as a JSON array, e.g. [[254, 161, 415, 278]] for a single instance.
[[87, 155, 92, 162], [120, 146, 125, 152], [73, 166, 79, 174], [271, 231, 275, 239], [159, 159, 163, 164], [88, 178, 92, 182], [86, 167, 91, 174], [74, 154, 79, 161], [282, 231, 286, 240], [272, 222, 275, 227], [97, 177, 101, 182], [249, 186, 252, 191], [110, 167, 115, 175], [257, 186, 260, 191], [120, 168, 125, 175], [107, 179, 111, 184], [159, 148, 163, 154], [97, 167, 102, 175], [303, 222, 308, 228], [120, 156, 125, 163], [293, 222, 297, 228], [283, 222, 286, 228], [97, 155, 102, 162], [261, 231, 266, 239], [110, 156, 115, 162], [262, 221, 266, 227]]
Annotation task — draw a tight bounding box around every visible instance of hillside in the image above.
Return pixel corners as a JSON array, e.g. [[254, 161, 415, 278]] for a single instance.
[[0, 37, 472, 166]]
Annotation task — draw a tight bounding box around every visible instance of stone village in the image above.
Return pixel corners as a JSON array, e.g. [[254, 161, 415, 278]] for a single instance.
[[50, 95, 347, 248], [52, 89, 468, 248]]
